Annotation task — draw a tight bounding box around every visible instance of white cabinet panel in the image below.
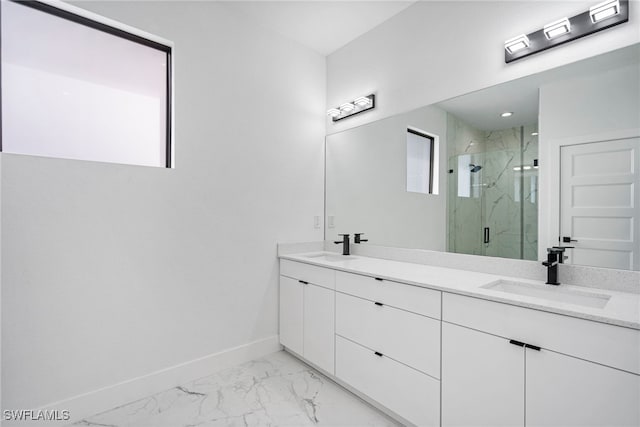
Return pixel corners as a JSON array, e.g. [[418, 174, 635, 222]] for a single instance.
[[443, 292, 640, 374], [336, 335, 440, 427], [441, 322, 524, 427], [336, 292, 440, 377], [336, 270, 441, 318], [280, 259, 335, 289], [304, 284, 335, 374], [279, 276, 303, 355], [526, 348, 640, 427]]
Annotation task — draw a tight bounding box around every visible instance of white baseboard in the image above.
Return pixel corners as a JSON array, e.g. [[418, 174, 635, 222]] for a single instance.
[[10, 336, 281, 427]]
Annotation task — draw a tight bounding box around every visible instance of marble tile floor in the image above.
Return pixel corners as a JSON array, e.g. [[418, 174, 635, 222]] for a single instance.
[[73, 350, 402, 427]]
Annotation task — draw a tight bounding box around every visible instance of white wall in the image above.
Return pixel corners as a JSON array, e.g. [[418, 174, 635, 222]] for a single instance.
[[1, 0, 325, 416], [326, 105, 447, 250], [327, 1, 640, 134], [538, 61, 640, 258]]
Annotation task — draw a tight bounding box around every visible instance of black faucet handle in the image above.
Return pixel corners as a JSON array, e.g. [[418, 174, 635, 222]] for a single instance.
[[335, 234, 350, 244], [354, 233, 368, 244]]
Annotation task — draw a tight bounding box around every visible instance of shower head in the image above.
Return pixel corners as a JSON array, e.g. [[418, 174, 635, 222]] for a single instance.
[[469, 164, 483, 173]]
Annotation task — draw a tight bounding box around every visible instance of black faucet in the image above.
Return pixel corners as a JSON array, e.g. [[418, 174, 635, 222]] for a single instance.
[[542, 248, 563, 285], [334, 234, 350, 255], [354, 233, 368, 244]]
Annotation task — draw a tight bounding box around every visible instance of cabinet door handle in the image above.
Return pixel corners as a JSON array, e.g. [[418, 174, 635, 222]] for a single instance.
[[374, 351, 383, 357], [525, 344, 541, 351], [374, 301, 384, 306], [298, 280, 308, 285], [374, 277, 384, 282], [509, 339, 525, 347]]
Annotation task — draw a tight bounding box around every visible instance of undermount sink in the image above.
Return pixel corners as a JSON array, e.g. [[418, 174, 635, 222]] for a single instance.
[[481, 280, 611, 309], [303, 253, 357, 262]]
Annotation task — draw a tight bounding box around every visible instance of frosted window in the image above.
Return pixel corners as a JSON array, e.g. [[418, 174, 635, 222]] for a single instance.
[[1, 1, 171, 167], [407, 129, 434, 194]]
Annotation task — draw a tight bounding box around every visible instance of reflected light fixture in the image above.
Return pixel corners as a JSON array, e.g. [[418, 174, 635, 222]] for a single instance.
[[590, 0, 620, 22], [327, 94, 375, 122], [505, 34, 530, 54], [504, 0, 628, 63], [531, 132, 539, 136], [327, 108, 341, 118], [340, 102, 355, 113], [501, 112, 514, 118], [543, 17, 571, 39], [353, 96, 373, 107]]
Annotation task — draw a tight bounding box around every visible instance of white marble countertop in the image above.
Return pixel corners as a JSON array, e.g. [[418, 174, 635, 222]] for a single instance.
[[280, 251, 640, 330]]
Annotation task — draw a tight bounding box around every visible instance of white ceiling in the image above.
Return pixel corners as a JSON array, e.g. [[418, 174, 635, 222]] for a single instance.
[[223, 1, 416, 56]]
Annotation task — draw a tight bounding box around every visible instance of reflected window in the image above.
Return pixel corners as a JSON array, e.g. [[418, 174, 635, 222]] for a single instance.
[[407, 128, 437, 194]]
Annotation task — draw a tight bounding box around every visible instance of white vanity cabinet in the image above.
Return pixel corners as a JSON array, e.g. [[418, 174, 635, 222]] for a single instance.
[[442, 293, 640, 427], [279, 260, 335, 374], [441, 321, 524, 426], [334, 271, 442, 427]]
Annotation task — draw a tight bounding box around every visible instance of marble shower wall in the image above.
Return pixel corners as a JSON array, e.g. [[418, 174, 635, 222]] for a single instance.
[[447, 114, 539, 261], [522, 125, 539, 261]]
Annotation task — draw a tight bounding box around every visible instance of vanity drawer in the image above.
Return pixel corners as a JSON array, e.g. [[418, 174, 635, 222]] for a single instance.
[[443, 292, 640, 374], [280, 259, 335, 290], [336, 271, 441, 318], [336, 335, 440, 427], [336, 292, 440, 378]]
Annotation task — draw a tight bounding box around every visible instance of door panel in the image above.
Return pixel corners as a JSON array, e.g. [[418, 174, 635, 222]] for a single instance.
[[303, 283, 335, 374], [441, 322, 524, 427], [279, 276, 303, 355], [526, 348, 640, 426]]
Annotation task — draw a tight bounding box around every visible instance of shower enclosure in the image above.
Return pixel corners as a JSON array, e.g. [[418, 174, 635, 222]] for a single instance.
[[447, 115, 539, 261]]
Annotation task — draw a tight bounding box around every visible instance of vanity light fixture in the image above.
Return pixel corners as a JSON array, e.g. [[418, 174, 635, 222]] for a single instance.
[[327, 94, 376, 122], [327, 108, 341, 118], [590, 0, 620, 22], [504, 0, 628, 63], [504, 34, 530, 54], [543, 17, 571, 39], [501, 112, 514, 118], [353, 96, 373, 107], [340, 102, 356, 113]]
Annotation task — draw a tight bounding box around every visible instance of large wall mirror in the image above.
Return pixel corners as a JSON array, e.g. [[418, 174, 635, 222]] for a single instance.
[[325, 43, 640, 271]]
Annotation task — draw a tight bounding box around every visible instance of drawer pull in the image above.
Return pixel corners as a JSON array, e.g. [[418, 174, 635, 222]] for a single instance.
[[525, 343, 541, 351], [298, 280, 309, 285], [374, 301, 384, 306], [374, 277, 384, 281], [509, 339, 525, 347], [374, 351, 383, 357]]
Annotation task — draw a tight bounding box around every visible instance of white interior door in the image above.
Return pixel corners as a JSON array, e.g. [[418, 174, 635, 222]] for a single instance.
[[560, 138, 640, 270]]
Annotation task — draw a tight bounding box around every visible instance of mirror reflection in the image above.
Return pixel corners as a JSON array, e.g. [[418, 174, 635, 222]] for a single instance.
[[446, 118, 538, 260], [325, 44, 639, 270]]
